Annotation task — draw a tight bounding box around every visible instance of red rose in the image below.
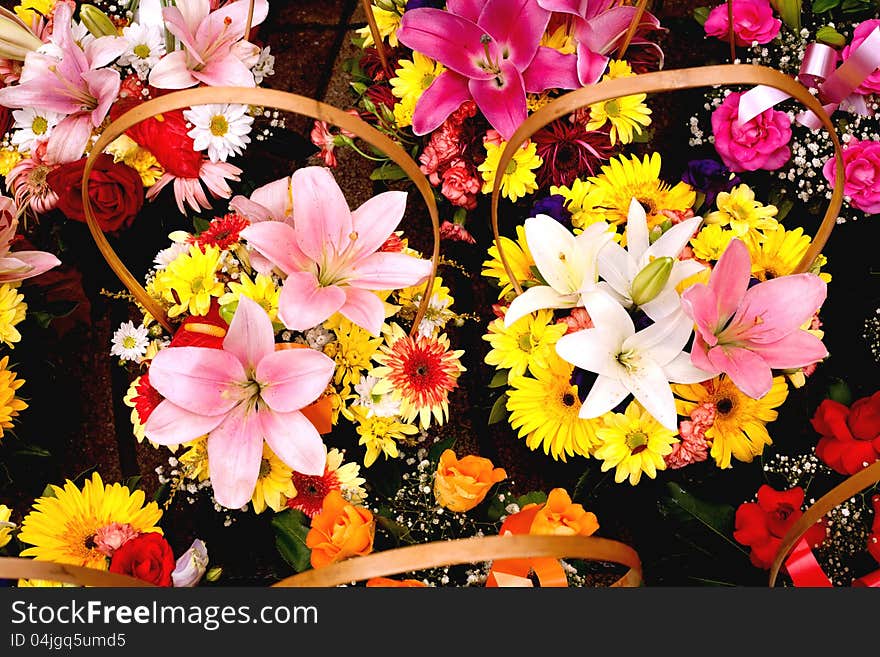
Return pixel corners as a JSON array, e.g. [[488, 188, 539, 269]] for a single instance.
[[109, 533, 175, 586], [46, 154, 144, 233], [733, 485, 826, 570], [812, 393, 880, 475]]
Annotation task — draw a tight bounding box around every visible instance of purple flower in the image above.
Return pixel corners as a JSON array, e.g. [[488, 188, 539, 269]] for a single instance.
[[531, 194, 572, 226], [682, 159, 740, 206], [405, 0, 445, 8]]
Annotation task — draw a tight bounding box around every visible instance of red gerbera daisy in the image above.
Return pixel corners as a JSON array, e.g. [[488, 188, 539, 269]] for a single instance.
[[191, 213, 250, 251], [533, 118, 614, 188], [132, 373, 163, 425], [287, 467, 341, 518]]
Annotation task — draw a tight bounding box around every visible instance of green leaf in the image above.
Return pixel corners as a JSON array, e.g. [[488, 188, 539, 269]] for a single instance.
[[272, 509, 313, 573], [375, 515, 415, 545], [692, 6, 710, 25], [811, 0, 840, 12], [124, 475, 143, 492], [350, 81, 368, 95], [40, 484, 57, 499], [30, 302, 79, 329], [428, 435, 457, 466], [151, 482, 170, 505], [369, 163, 407, 181], [14, 444, 52, 458], [769, 0, 801, 30], [659, 483, 745, 554], [826, 378, 852, 406], [631, 126, 654, 144], [528, 265, 549, 287], [841, 0, 872, 12], [488, 392, 508, 425], [488, 370, 509, 389], [815, 25, 847, 46], [516, 491, 548, 508], [571, 468, 593, 504], [192, 216, 211, 234]]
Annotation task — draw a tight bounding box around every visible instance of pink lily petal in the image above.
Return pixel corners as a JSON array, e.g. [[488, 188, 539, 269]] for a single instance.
[[579, 373, 629, 419], [468, 60, 527, 141], [198, 0, 269, 48], [681, 283, 720, 347], [576, 41, 608, 85], [710, 239, 751, 323], [291, 167, 353, 260], [578, 6, 647, 53], [338, 287, 387, 336], [256, 348, 334, 413], [412, 70, 472, 136], [240, 221, 311, 275], [192, 53, 256, 87], [250, 176, 293, 221], [620, 358, 678, 430], [689, 333, 721, 375], [732, 274, 827, 344], [537, 0, 589, 14], [555, 327, 622, 379], [748, 331, 828, 370], [447, 0, 484, 22], [173, 0, 211, 35], [229, 196, 273, 223], [478, 0, 550, 70], [706, 345, 774, 399], [51, 3, 88, 74], [149, 49, 199, 89], [0, 252, 60, 282], [148, 346, 247, 415], [523, 47, 580, 92], [82, 68, 121, 127], [143, 399, 226, 446], [223, 296, 276, 371], [46, 114, 93, 164], [350, 191, 407, 261], [207, 405, 264, 509], [277, 271, 346, 331], [162, 6, 207, 65], [258, 408, 326, 476], [85, 35, 129, 69], [347, 251, 432, 290], [398, 9, 497, 79]]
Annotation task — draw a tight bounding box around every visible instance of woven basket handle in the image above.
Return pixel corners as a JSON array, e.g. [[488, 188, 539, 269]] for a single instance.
[[490, 63, 845, 296], [80, 87, 441, 336], [0, 557, 156, 587], [271, 534, 642, 587]]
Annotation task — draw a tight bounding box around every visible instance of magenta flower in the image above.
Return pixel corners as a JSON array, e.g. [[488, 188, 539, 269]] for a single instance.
[[822, 138, 880, 215], [143, 296, 335, 509], [397, 0, 551, 139], [0, 3, 127, 163], [240, 167, 432, 336], [711, 91, 791, 172], [703, 0, 781, 47], [0, 193, 60, 282], [681, 239, 828, 399], [149, 0, 269, 89]]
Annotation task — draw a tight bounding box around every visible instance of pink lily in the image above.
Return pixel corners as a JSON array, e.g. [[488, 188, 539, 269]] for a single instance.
[[680, 239, 828, 399], [397, 0, 552, 139], [536, 0, 664, 85], [149, 0, 269, 89], [0, 3, 127, 163], [230, 175, 294, 225], [143, 296, 335, 509], [0, 193, 60, 282], [240, 167, 432, 336]]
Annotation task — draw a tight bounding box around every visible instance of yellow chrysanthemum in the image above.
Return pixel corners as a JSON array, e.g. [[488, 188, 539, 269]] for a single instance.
[[106, 135, 164, 187], [689, 223, 737, 263], [0, 504, 13, 549], [356, 5, 401, 47], [390, 52, 444, 101], [251, 444, 295, 514], [584, 152, 696, 228], [586, 60, 651, 146], [219, 272, 280, 322], [541, 21, 577, 54], [506, 354, 600, 460], [0, 356, 26, 442], [479, 140, 543, 202], [178, 437, 210, 482], [745, 224, 829, 282], [14, 0, 54, 25], [325, 448, 367, 504], [551, 178, 610, 231], [483, 309, 567, 379], [0, 148, 22, 176], [324, 317, 383, 388], [593, 401, 678, 485], [482, 225, 537, 300], [0, 283, 26, 347], [673, 376, 789, 469], [153, 244, 225, 317], [17, 473, 163, 569], [392, 93, 417, 128], [348, 404, 419, 467], [527, 92, 553, 112], [704, 184, 778, 237]]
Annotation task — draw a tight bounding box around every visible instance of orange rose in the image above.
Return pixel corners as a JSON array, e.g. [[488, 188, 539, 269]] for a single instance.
[[433, 449, 507, 512], [366, 577, 427, 587], [305, 490, 375, 569], [528, 488, 599, 537]]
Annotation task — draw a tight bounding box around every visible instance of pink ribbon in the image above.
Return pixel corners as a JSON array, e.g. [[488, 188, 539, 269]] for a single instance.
[[737, 26, 880, 127]]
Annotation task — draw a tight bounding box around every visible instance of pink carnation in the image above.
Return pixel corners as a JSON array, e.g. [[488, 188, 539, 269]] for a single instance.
[[704, 0, 781, 47], [665, 402, 715, 469], [841, 20, 880, 96], [439, 221, 476, 244], [558, 308, 594, 334], [711, 91, 791, 172], [822, 138, 880, 215], [93, 523, 139, 557], [440, 159, 480, 210]]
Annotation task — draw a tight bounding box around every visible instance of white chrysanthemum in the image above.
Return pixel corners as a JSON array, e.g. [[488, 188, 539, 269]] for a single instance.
[[110, 321, 150, 361], [252, 47, 275, 84], [417, 293, 454, 338], [352, 375, 401, 418], [184, 104, 254, 163], [118, 22, 166, 80], [10, 108, 64, 153], [153, 242, 190, 270]]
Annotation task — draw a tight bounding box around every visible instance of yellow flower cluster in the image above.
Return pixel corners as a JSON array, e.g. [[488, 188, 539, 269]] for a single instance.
[[152, 245, 225, 317], [0, 283, 27, 348], [479, 140, 543, 202]]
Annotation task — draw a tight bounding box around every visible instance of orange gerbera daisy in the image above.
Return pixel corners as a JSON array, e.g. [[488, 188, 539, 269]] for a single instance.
[[371, 323, 465, 429]]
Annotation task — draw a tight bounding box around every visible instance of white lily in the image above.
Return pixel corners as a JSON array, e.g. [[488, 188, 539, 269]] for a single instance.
[[598, 199, 705, 321], [504, 216, 614, 327], [555, 290, 712, 430]]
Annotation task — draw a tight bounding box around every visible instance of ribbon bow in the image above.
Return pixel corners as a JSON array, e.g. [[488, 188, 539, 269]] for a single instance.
[[784, 537, 880, 587]]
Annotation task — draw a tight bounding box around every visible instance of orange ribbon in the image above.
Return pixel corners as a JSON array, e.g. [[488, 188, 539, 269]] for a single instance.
[[486, 506, 569, 588]]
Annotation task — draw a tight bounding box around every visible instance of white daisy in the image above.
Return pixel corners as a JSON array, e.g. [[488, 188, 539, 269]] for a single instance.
[[10, 108, 64, 153], [110, 321, 151, 362], [184, 104, 254, 163], [416, 293, 454, 338], [352, 375, 401, 418], [118, 22, 166, 80]]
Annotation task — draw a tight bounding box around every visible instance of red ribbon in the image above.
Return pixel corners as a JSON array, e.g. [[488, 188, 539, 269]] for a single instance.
[[785, 538, 880, 588]]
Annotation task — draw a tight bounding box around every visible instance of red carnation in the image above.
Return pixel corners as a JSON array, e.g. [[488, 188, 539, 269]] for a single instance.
[[109, 533, 175, 586], [733, 485, 826, 570], [812, 392, 880, 475], [190, 213, 250, 251]]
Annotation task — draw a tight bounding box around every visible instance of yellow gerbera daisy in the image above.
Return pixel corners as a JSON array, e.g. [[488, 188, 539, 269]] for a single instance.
[[586, 60, 652, 145], [348, 404, 419, 467], [689, 223, 736, 262], [483, 309, 568, 379], [704, 184, 778, 237], [251, 444, 295, 514], [17, 473, 163, 569], [153, 244, 225, 317], [745, 224, 829, 282], [390, 52, 445, 103], [356, 5, 401, 48], [479, 139, 543, 202], [0, 504, 13, 549], [506, 354, 600, 460], [482, 225, 537, 300], [0, 355, 26, 442], [0, 148, 22, 177], [585, 152, 696, 228], [219, 272, 280, 322], [593, 401, 678, 485], [0, 283, 26, 347], [324, 317, 383, 388], [673, 376, 789, 469]]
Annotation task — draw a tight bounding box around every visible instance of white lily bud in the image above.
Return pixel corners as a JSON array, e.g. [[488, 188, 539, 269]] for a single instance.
[[0, 8, 43, 61]]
